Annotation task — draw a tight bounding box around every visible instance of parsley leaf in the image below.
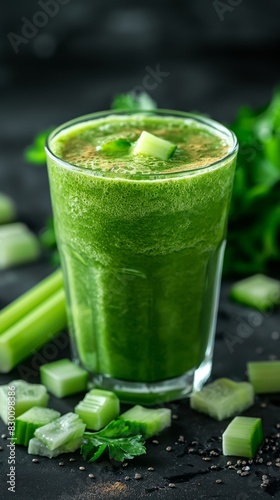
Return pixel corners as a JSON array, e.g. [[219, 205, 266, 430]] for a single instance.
[[81, 420, 146, 463], [24, 128, 54, 165], [111, 91, 156, 112]]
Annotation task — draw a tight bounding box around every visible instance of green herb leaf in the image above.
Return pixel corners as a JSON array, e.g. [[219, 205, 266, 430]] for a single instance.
[[24, 128, 54, 165], [81, 419, 146, 463], [111, 92, 156, 112]]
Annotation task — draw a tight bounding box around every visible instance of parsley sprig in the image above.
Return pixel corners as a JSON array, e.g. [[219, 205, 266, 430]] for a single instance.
[[81, 420, 146, 462]]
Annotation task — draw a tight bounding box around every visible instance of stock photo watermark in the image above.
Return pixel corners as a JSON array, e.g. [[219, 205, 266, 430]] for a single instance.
[[213, 0, 244, 22], [17, 331, 69, 380], [7, 0, 71, 54], [6, 385, 16, 493]]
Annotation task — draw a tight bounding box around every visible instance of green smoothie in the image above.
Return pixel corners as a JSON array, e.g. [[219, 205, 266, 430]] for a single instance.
[[46, 111, 237, 402]]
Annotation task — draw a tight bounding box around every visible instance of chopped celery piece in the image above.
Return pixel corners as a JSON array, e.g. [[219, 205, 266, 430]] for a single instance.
[[247, 360, 280, 393], [75, 389, 119, 431], [0, 380, 49, 425], [0, 288, 66, 373], [40, 359, 88, 398], [34, 412, 85, 450], [97, 139, 131, 153], [13, 407, 60, 446], [0, 269, 63, 335], [119, 405, 171, 438], [0, 193, 16, 224], [28, 436, 83, 458], [230, 274, 280, 311], [133, 131, 177, 160], [0, 223, 40, 269], [222, 416, 263, 458], [190, 378, 254, 421]]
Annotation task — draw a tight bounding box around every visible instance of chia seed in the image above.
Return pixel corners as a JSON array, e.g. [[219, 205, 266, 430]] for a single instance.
[[88, 474, 95, 478], [58, 462, 64, 466], [215, 479, 222, 484], [134, 473, 142, 480], [202, 457, 211, 461], [69, 458, 75, 462], [166, 446, 172, 452], [0, 446, 3, 451], [32, 458, 39, 463], [148, 467, 154, 471], [169, 483, 176, 488], [152, 440, 159, 445], [79, 466, 86, 471], [124, 476, 130, 481], [1, 434, 7, 439]]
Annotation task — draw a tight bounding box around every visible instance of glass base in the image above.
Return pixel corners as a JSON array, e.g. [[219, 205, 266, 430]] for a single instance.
[[87, 357, 213, 405]]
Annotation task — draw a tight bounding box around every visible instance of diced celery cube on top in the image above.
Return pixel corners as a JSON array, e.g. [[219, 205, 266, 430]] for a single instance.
[[133, 131, 177, 160], [13, 407, 61, 447], [40, 358, 88, 398], [34, 412, 85, 450], [119, 405, 171, 438], [75, 388, 120, 431], [0, 380, 49, 425], [190, 378, 254, 421], [222, 416, 263, 458], [230, 274, 280, 311]]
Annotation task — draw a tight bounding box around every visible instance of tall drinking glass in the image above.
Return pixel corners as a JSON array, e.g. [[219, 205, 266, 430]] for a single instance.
[[46, 110, 238, 404]]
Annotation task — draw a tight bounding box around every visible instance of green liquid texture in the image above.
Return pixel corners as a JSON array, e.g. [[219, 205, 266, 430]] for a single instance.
[[47, 113, 236, 385]]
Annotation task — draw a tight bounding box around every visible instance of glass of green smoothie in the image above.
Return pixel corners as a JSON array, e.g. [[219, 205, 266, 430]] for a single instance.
[[46, 110, 238, 404]]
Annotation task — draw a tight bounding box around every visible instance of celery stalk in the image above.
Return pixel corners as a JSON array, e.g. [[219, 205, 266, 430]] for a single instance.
[[0, 193, 16, 224], [0, 223, 40, 269], [28, 436, 83, 458], [34, 413, 85, 450], [247, 360, 280, 393], [0, 269, 64, 335], [0, 288, 67, 373], [75, 389, 120, 430], [222, 416, 263, 458]]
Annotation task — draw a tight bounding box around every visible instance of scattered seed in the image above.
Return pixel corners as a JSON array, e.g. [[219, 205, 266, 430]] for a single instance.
[[178, 435, 185, 443], [79, 466, 86, 471], [202, 457, 210, 461], [241, 460, 247, 465], [69, 458, 76, 462], [88, 473, 95, 478], [122, 462, 128, 468], [172, 414, 178, 420], [166, 446, 172, 452], [241, 471, 250, 476], [242, 466, 250, 471], [248, 459, 253, 464], [58, 462, 64, 466], [275, 463, 280, 468], [227, 461, 232, 466], [266, 462, 272, 466], [237, 470, 242, 475], [237, 460, 242, 465], [215, 479, 222, 484], [191, 440, 198, 445], [261, 484, 268, 489], [210, 465, 218, 470], [188, 447, 195, 453], [152, 440, 159, 445], [124, 476, 130, 481], [169, 483, 176, 488], [148, 467, 154, 471], [0, 446, 3, 451], [258, 458, 264, 463], [32, 458, 39, 463], [228, 465, 236, 470], [1, 434, 7, 439], [260, 402, 267, 408], [276, 423, 280, 429], [276, 458, 280, 463], [134, 473, 142, 480]]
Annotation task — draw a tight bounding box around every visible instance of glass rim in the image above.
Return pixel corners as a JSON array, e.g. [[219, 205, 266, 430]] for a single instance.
[[45, 109, 238, 180]]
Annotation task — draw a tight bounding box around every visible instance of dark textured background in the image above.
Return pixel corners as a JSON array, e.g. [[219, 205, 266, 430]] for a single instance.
[[0, 1, 280, 499]]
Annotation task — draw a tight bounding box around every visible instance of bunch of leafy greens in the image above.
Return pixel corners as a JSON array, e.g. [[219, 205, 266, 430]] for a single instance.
[[25, 90, 280, 277], [81, 419, 146, 462]]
